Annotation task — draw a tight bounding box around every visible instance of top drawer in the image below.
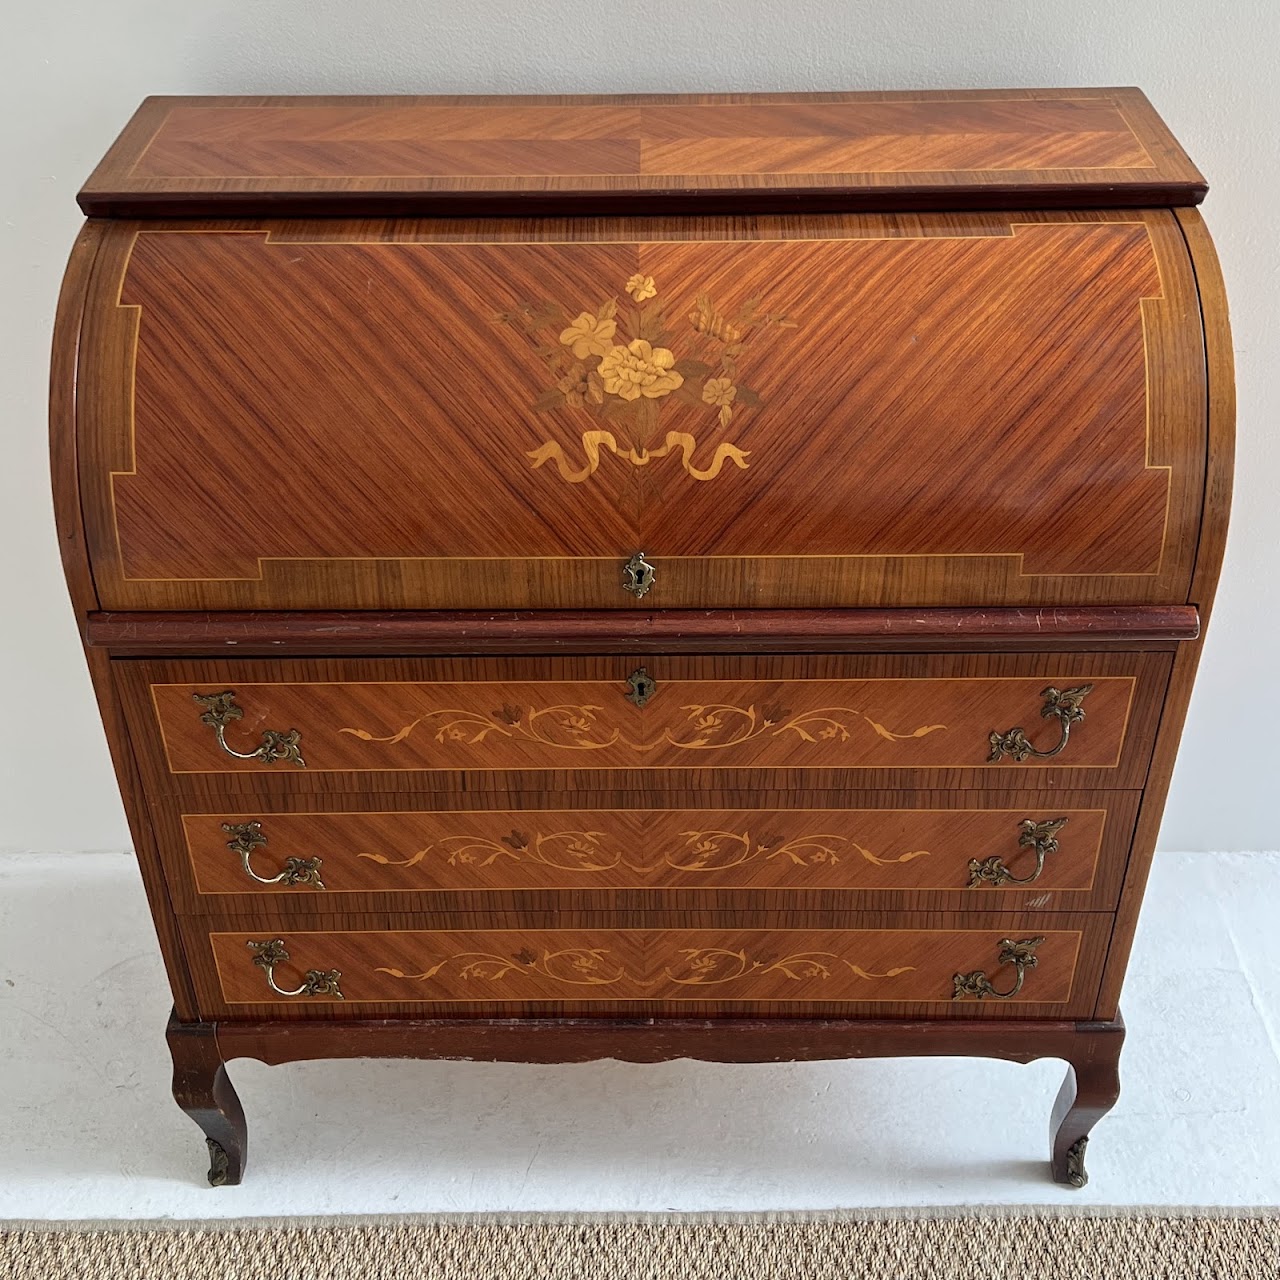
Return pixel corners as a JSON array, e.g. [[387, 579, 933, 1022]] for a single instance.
[[73, 209, 1205, 611], [116, 652, 1169, 793]]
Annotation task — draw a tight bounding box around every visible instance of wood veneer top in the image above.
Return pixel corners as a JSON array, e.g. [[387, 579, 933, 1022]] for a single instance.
[[78, 88, 1205, 217]]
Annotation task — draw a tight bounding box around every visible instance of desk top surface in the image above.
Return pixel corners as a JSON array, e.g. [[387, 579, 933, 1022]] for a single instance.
[[79, 88, 1205, 217]]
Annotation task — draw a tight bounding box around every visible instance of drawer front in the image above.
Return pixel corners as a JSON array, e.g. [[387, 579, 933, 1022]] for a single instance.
[[120, 653, 1168, 792], [79, 211, 1204, 610], [165, 789, 1137, 914], [185, 911, 1109, 1019]]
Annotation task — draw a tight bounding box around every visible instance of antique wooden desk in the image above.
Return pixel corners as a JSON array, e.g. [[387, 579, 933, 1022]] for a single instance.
[[52, 89, 1232, 1187]]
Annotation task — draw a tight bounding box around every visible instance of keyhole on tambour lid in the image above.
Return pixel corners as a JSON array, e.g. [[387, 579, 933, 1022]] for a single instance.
[[626, 667, 657, 707], [623, 551, 656, 598]]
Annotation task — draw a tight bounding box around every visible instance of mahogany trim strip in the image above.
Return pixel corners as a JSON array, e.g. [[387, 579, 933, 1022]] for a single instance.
[[87, 606, 1200, 655]]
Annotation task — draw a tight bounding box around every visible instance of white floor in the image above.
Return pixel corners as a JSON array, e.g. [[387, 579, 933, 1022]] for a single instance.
[[0, 849, 1277, 1219]]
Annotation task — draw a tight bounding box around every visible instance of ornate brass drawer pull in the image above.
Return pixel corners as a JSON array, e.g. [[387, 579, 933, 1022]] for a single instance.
[[952, 936, 1044, 1000], [222, 821, 325, 889], [988, 684, 1093, 763], [626, 667, 657, 707], [623, 551, 656, 598], [967, 817, 1068, 888], [247, 938, 343, 999], [193, 691, 305, 767]]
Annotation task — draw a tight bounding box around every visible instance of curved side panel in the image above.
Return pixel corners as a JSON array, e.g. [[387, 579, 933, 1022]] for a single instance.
[[52, 219, 200, 1016], [1177, 207, 1235, 618], [49, 220, 105, 616], [1094, 208, 1234, 1019]]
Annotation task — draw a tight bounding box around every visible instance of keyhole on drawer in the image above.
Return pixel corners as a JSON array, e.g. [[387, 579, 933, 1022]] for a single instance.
[[626, 667, 657, 707]]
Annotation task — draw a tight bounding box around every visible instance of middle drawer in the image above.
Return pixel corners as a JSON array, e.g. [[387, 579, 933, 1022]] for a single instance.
[[151, 787, 1138, 916]]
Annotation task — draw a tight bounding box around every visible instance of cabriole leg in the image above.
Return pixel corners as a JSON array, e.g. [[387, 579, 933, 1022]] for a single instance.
[[166, 1013, 247, 1186], [1049, 1026, 1124, 1188]]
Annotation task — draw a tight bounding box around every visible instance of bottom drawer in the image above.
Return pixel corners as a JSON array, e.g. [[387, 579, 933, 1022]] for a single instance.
[[182, 910, 1110, 1020]]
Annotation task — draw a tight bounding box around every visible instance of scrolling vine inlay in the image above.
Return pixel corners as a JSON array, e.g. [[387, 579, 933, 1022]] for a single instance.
[[664, 702, 947, 749], [338, 699, 946, 755], [497, 273, 797, 483], [357, 827, 933, 876], [339, 703, 619, 751], [375, 946, 917, 990]]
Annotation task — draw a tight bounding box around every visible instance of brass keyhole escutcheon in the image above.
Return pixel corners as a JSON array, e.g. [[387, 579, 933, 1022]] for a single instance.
[[623, 552, 656, 598], [626, 667, 657, 707]]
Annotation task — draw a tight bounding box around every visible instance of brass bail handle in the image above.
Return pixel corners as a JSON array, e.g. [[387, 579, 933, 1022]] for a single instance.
[[222, 821, 325, 889], [952, 936, 1044, 1001], [247, 938, 343, 999], [967, 817, 1068, 888], [988, 684, 1093, 763], [193, 691, 306, 767]]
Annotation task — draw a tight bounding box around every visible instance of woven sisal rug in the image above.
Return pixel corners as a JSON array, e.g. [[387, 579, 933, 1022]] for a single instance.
[[3, 1210, 1278, 1280]]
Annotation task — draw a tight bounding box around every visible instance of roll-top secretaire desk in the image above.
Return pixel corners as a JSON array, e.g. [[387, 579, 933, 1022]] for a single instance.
[[52, 89, 1232, 1186]]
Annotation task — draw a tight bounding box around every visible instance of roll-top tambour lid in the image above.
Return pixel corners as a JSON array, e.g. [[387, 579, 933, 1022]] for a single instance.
[[74, 207, 1210, 611], [78, 88, 1206, 218]]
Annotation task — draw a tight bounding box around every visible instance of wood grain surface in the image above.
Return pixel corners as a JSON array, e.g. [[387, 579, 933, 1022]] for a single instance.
[[185, 909, 1108, 1019], [76, 209, 1205, 610], [117, 653, 1165, 789], [78, 89, 1205, 217]]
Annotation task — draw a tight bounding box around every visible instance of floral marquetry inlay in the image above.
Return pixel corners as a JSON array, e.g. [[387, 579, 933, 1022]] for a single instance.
[[496, 273, 797, 483]]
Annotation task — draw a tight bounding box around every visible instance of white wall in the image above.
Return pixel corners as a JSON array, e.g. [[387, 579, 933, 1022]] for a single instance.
[[1, 0, 1275, 853]]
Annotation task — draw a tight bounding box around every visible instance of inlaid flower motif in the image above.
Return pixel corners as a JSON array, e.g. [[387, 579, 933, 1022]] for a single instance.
[[598, 339, 685, 401], [625, 273, 657, 301], [702, 376, 738, 427], [559, 312, 617, 359], [556, 362, 605, 408], [701, 377, 737, 407]]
